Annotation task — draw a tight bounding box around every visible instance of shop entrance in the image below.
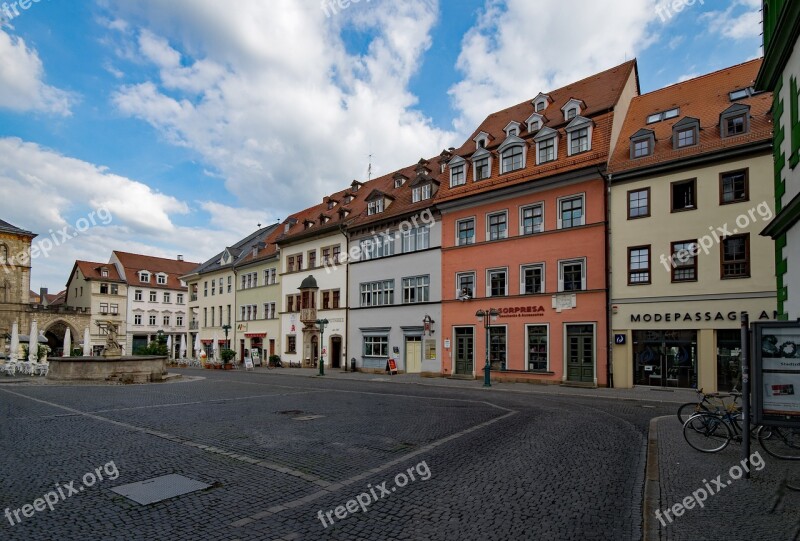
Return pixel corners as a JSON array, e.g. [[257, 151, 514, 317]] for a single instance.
[[454, 328, 474, 376], [566, 324, 595, 383], [633, 330, 698, 388], [405, 337, 422, 373]]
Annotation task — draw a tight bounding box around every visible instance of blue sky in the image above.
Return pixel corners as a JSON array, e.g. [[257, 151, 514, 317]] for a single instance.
[[0, 0, 762, 289]]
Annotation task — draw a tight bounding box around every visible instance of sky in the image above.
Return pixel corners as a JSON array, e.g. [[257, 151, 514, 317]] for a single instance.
[[0, 0, 763, 291]]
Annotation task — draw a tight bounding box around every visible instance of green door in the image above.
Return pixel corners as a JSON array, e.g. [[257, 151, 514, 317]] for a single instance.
[[454, 328, 474, 376], [567, 325, 595, 383]]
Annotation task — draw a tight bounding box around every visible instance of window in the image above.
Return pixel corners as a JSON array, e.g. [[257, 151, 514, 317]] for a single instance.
[[720, 169, 749, 204], [402, 226, 430, 253], [149, 315, 157, 326], [457, 218, 475, 246], [265, 268, 277, 284], [332, 245, 341, 264], [210, 307, 215, 326], [457, 272, 475, 299], [0, 244, 5, 264], [535, 100, 546, 112], [628, 246, 651, 285], [157, 274, 167, 285], [227, 304, 231, 325], [367, 199, 384, 215], [487, 212, 507, 241], [100, 303, 109, 314], [286, 335, 297, 354], [322, 290, 330, 310], [671, 241, 698, 282], [729, 87, 756, 100], [134, 314, 142, 325], [203, 308, 207, 327], [569, 128, 589, 155], [287, 255, 296, 273], [163, 292, 171, 303], [360, 235, 394, 260], [527, 325, 548, 372], [402, 275, 430, 304], [308, 250, 317, 269], [558, 196, 584, 229], [489, 326, 507, 370], [110, 284, 119, 295], [632, 138, 651, 158], [139, 272, 150, 283], [296, 255, 303, 271], [671, 179, 696, 212], [487, 268, 508, 297], [394, 178, 404, 188], [537, 137, 556, 164], [227, 276, 232, 293], [676, 127, 696, 148], [211, 280, 216, 295], [451, 164, 466, 187], [647, 108, 679, 124], [264, 302, 276, 319], [149, 291, 157, 302], [363, 336, 389, 357], [100, 283, 109, 294], [176, 315, 183, 327], [521, 204, 543, 235], [110, 304, 119, 314], [412, 184, 432, 202], [475, 157, 490, 180], [163, 315, 170, 326], [521, 264, 544, 294], [627, 188, 650, 219], [501, 146, 524, 173], [176, 293, 184, 304], [559, 259, 586, 292], [134, 290, 143, 301], [360, 280, 394, 307], [332, 290, 340, 309], [566, 108, 577, 120], [321, 290, 340, 310], [725, 115, 746, 136], [240, 305, 246, 320], [203, 281, 208, 297], [721, 234, 750, 278]]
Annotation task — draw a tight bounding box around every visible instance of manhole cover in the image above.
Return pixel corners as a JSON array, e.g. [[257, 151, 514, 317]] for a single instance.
[[292, 415, 325, 421], [111, 474, 211, 505]]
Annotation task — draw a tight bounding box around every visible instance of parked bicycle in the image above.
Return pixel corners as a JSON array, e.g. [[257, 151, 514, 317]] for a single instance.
[[682, 408, 755, 453], [677, 388, 741, 425], [757, 425, 800, 461]]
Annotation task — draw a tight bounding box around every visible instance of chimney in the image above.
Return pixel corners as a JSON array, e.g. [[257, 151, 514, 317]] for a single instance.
[[177, 255, 184, 261], [39, 287, 48, 306]]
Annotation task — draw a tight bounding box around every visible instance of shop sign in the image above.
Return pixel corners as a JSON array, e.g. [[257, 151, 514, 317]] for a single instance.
[[753, 321, 800, 427], [630, 310, 777, 324], [236, 323, 248, 332], [499, 306, 546, 318]]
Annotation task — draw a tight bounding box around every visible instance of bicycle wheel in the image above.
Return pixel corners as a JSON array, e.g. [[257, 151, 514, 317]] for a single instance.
[[684, 414, 732, 453], [677, 402, 706, 425], [758, 426, 800, 460]]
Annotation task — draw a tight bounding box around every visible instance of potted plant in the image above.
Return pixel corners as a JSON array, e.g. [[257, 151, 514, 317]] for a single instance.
[[268, 354, 282, 367], [220, 348, 236, 370]]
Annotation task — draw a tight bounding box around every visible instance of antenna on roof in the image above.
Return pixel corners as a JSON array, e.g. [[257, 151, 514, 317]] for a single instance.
[[257, 223, 262, 229], [368, 153, 373, 182]]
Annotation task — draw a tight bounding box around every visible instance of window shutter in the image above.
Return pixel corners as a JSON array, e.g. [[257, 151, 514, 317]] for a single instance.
[[582, 260, 587, 290], [558, 262, 564, 292]]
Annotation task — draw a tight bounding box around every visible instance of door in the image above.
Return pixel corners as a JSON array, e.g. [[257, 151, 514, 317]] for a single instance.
[[269, 339, 275, 357], [454, 328, 474, 376], [405, 337, 422, 373], [633, 330, 697, 388], [330, 337, 342, 368], [567, 324, 595, 383]]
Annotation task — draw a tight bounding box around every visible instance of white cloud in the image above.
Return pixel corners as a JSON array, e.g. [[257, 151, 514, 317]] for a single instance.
[[701, 0, 762, 41], [0, 29, 73, 115], [103, 0, 455, 220], [447, 0, 661, 134]]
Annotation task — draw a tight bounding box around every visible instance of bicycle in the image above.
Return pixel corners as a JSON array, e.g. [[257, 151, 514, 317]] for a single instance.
[[757, 425, 800, 460], [683, 409, 752, 453], [677, 388, 740, 425]]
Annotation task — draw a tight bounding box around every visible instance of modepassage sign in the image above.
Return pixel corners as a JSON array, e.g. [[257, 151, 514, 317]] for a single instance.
[[753, 321, 800, 427]]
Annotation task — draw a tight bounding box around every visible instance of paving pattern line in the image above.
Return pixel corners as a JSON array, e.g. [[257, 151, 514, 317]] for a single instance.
[[0, 386, 331, 485], [644, 415, 671, 541], [228, 407, 520, 528]]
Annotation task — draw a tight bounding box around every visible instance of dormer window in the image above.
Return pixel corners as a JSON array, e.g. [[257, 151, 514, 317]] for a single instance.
[[565, 115, 594, 156], [351, 181, 362, 192], [534, 127, 559, 165], [526, 113, 545, 133], [672, 117, 700, 149], [344, 195, 353, 204], [630, 129, 655, 159], [473, 131, 490, 151], [561, 99, 585, 123], [395, 178, 404, 188], [320, 215, 330, 224], [475, 156, 490, 180], [139, 272, 150, 283], [367, 199, 384, 215], [449, 157, 466, 187], [504, 121, 521, 138], [304, 220, 314, 230], [566, 108, 577, 120], [327, 201, 336, 210], [720, 104, 750, 138], [101, 268, 109, 277], [156, 274, 167, 285], [533, 93, 551, 113], [535, 101, 545, 112], [412, 184, 432, 203]]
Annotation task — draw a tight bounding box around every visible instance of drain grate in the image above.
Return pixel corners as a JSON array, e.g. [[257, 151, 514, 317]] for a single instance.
[[111, 474, 211, 505]]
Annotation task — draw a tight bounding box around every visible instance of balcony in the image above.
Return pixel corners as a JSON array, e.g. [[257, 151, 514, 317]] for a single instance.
[[300, 308, 317, 323]]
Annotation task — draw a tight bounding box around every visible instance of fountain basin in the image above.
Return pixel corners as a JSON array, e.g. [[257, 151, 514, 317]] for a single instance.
[[47, 356, 168, 384]]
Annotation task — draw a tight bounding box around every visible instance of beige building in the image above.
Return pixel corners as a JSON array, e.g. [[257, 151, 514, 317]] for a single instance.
[[607, 60, 777, 392], [65, 261, 128, 355], [233, 228, 282, 364]]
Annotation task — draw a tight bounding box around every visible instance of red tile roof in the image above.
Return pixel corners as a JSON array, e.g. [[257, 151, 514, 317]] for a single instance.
[[113, 251, 199, 290], [608, 59, 771, 175], [73, 260, 125, 282]]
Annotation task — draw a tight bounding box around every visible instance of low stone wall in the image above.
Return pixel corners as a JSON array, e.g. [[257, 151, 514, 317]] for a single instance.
[[47, 356, 167, 384]]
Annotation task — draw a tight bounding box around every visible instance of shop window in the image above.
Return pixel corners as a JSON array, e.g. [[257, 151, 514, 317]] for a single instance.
[[716, 330, 742, 392], [527, 325, 548, 372], [489, 326, 506, 371]]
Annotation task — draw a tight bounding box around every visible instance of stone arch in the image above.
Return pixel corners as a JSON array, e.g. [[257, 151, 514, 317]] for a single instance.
[[41, 318, 83, 356]]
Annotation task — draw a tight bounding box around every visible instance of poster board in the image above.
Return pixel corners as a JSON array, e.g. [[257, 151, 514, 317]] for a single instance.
[[244, 357, 254, 371], [387, 358, 398, 375], [753, 321, 800, 427]]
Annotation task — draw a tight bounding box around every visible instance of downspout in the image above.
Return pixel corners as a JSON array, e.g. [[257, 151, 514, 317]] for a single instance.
[[599, 166, 614, 388]]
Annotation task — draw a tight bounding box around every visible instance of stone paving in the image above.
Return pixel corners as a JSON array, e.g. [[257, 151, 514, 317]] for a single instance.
[[0, 368, 793, 540]]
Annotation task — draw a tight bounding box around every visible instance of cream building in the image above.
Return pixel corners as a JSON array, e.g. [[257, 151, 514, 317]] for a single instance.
[[607, 60, 777, 392]]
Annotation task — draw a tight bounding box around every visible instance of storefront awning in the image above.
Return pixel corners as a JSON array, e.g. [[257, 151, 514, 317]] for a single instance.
[[200, 339, 213, 345], [245, 333, 267, 338]]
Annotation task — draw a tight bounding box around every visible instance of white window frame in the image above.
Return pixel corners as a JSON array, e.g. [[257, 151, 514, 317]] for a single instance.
[[456, 271, 476, 299], [568, 127, 590, 155], [402, 275, 430, 304], [486, 211, 508, 241], [360, 280, 395, 307], [163, 292, 171, 303], [149, 291, 157, 302], [500, 144, 525, 173], [367, 199, 384, 215], [450, 162, 466, 187], [520, 203, 544, 235], [520, 263, 545, 295], [403, 226, 430, 253], [139, 272, 150, 283], [134, 314, 142, 325], [176, 293, 184, 304], [456, 217, 476, 246], [536, 137, 557, 164], [525, 324, 550, 372], [156, 274, 167, 285], [474, 155, 491, 181], [149, 315, 157, 326], [486, 267, 509, 297], [134, 290, 143, 301], [363, 335, 389, 358], [557, 194, 586, 229], [558, 258, 587, 292], [412, 183, 432, 203]]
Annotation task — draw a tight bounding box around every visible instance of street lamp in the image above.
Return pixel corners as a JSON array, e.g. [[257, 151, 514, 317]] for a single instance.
[[221, 324, 231, 350], [315, 319, 329, 376], [475, 309, 499, 387]]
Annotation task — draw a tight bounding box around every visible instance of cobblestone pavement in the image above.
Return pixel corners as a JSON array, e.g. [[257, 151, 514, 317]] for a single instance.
[[0, 369, 786, 540], [653, 416, 800, 541]]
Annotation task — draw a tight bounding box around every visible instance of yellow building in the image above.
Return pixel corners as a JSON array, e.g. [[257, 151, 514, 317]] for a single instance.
[[607, 60, 777, 391]]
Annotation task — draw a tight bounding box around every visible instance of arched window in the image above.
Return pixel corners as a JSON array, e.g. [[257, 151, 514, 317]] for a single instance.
[[501, 145, 524, 173]]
